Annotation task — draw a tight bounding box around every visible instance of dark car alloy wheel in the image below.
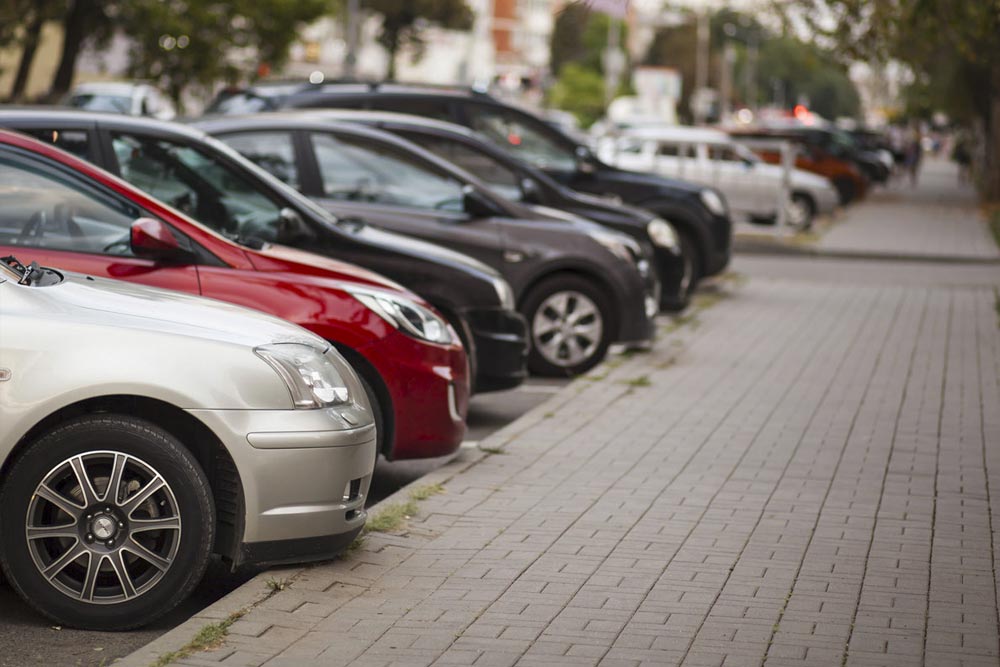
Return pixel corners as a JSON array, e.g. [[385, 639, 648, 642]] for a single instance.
[[522, 274, 613, 377], [0, 415, 214, 630]]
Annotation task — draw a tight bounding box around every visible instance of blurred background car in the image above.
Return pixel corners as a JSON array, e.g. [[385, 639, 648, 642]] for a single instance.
[[597, 126, 839, 230], [0, 128, 470, 461], [0, 254, 375, 630], [300, 110, 694, 311], [207, 82, 734, 292], [0, 109, 527, 395], [64, 82, 176, 120], [199, 113, 660, 376]]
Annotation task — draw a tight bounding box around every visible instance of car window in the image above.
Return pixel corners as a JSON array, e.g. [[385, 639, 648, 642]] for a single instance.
[[656, 142, 694, 158], [111, 132, 286, 242], [708, 145, 740, 162], [369, 97, 453, 120], [0, 152, 138, 256], [310, 132, 466, 212], [466, 104, 577, 172], [67, 93, 132, 114], [217, 131, 299, 188], [403, 132, 522, 200], [19, 128, 92, 161]]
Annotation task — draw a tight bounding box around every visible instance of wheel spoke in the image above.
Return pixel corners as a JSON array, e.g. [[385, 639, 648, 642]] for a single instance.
[[34, 483, 84, 520], [544, 293, 569, 319], [567, 301, 596, 325], [532, 318, 561, 336], [106, 549, 137, 598], [564, 336, 586, 364], [69, 456, 100, 507], [121, 476, 165, 517], [129, 515, 180, 534], [41, 540, 86, 581], [26, 523, 78, 541], [104, 453, 127, 504], [571, 319, 601, 344], [124, 539, 172, 572], [81, 553, 101, 601]]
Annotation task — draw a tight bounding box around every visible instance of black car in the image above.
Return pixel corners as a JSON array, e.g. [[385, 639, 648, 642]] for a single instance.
[[297, 109, 692, 311], [206, 82, 733, 288], [0, 109, 528, 392], [195, 113, 659, 376]]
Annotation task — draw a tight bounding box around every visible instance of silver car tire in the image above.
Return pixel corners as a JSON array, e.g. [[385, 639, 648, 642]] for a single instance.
[[522, 275, 613, 377], [0, 414, 214, 630], [786, 193, 816, 231]]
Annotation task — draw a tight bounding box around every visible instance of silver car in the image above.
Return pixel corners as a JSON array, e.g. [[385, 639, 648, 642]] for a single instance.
[[0, 257, 376, 630]]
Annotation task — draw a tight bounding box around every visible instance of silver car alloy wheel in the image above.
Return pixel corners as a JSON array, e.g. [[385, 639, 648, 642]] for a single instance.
[[25, 451, 181, 604], [531, 290, 604, 368], [785, 196, 811, 230]]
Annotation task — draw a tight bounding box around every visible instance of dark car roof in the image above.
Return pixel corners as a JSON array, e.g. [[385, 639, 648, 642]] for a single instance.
[[0, 106, 211, 141]]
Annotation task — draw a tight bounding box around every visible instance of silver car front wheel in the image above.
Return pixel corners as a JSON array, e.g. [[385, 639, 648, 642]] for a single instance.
[[0, 414, 214, 630], [25, 451, 182, 604]]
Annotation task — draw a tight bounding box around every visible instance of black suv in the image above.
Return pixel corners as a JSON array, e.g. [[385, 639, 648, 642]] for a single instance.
[[207, 82, 733, 287]]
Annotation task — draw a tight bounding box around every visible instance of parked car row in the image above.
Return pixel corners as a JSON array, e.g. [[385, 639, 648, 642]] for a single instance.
[[0, 84, 736, 631]]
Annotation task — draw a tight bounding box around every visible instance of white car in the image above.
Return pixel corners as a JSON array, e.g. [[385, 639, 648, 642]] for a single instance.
[[65, 82, 176, 120], [0, 256, 375, 630], [596, 126, 839, 229]]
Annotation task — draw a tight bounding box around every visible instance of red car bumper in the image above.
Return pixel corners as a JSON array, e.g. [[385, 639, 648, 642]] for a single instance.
[[358, 331, 469, 460]]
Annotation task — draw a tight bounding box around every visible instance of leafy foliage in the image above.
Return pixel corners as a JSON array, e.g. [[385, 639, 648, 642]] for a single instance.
[[364, 0, 474, 79]]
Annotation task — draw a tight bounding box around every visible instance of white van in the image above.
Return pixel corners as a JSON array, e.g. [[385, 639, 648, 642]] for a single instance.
[[596, 126, 839, 229]]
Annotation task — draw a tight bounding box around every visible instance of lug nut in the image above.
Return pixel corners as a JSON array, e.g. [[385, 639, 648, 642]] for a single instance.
[[105, 540, 114, 547], [85, 533, 93, 542], [118, 521, 124, 528]]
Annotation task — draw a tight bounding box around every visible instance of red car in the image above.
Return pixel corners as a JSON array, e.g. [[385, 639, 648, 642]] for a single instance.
[[0, 129, 469, 460]]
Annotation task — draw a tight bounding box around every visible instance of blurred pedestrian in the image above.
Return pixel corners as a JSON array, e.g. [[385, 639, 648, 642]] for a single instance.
[[904, 128, 922, 186], [952, 131, 972, 184]]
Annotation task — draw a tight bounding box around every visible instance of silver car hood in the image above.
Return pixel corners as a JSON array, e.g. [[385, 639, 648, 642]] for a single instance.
[[10, 270, 322, 349]]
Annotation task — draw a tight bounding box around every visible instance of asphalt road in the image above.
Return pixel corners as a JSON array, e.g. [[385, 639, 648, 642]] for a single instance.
[[0, 377, 569, 667]]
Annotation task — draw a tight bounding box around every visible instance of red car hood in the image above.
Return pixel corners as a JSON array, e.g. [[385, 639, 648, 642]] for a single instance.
[[247, 243, 406, 293]]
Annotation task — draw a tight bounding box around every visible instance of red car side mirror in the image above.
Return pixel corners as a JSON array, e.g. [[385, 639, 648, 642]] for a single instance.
[[129, 218, 188, 262]]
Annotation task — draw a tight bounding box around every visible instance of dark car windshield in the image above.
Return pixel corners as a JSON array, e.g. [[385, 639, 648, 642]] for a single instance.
[[67, 94, 131, 114]]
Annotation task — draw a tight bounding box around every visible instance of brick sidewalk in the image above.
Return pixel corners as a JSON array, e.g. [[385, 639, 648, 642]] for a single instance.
[[123, 172, 1000, 667], [816, 158, 999, 260]]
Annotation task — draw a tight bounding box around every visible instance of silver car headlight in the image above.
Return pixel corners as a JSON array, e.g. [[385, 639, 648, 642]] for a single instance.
[[700, 189, 728, 216], [348, 287, 453, 345], [646, 218, 680, 252], [589, 229, 637, 265], [255, 343, 350, 409], [492, 276, 516, 311]]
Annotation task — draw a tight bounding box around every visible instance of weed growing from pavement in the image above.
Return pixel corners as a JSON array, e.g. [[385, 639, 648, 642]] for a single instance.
[[620, 375, 652, 388], [478, 445, 507, 455], [365, 500, 418, 533], [994, 287, 1000, 328], [988, 210, 1000, 250], [409, 483, 445, 501], [265, 577, 291, 593], [148, 608, 247, 667]]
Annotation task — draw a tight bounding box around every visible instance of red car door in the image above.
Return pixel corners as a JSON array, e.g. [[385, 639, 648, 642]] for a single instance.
[[0, 141, 201, 293]]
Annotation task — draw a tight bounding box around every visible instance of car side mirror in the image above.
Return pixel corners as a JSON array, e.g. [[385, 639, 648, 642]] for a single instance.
[[130, 217, 190, 262], [277, 207, 311, 241], [575, 145, 596, 175], [463, 185, 500, 218], [520, 178, 543, 204]]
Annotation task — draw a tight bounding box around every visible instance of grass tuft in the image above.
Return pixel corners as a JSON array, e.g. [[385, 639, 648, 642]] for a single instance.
[[478, 445, 507, 455], [265, 577, 291, 593], [620, 375, 651, 388], [409, 483, 445, 501], [148, 609, 246, 667], [364, 500, 418, 534], [988, 209, 1000, 250]]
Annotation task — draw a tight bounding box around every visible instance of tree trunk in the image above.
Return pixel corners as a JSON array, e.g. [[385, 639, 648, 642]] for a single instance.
[[48, 0, 95, 100], [986, 74, 1000, 202], [10, 14, 43, 101], [384, 28, 400, 80]]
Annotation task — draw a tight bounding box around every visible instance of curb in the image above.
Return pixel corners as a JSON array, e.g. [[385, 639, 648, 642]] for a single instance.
[[733, 237, 1000, 265]]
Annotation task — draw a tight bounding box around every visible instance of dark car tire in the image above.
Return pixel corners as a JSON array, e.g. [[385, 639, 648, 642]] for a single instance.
[[677, 231, 703, 294], [832, 177, 856, 205], [0, 414, 214, 631], [521, 274, 614, 377], [660, 246, 694, 312], [357, 373, 387, 457]]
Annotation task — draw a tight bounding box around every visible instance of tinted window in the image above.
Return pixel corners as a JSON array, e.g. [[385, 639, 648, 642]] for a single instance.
[[20, 128, 92, 161], [310, 132, 466, 211], [0, 152, 137, 255], [403, 132, 522, 200], [218, 131, 299, 188], [369, 97, 453, 121], [466, 104, 576, 172], [111, 132, 285, 242], [67, 94, 131, 114], [708, 145, 740, 162]]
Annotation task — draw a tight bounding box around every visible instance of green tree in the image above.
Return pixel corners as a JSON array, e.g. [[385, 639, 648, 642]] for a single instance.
[[785, 0, 1000, 198], [117, 0, 330, 110], [548, 62, 606, 127], [752, 36, 859, 119], [364, 0, 474, 80]]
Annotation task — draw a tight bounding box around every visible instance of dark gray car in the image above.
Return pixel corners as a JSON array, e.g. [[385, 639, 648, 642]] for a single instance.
[[196, 114, 660, 376]]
